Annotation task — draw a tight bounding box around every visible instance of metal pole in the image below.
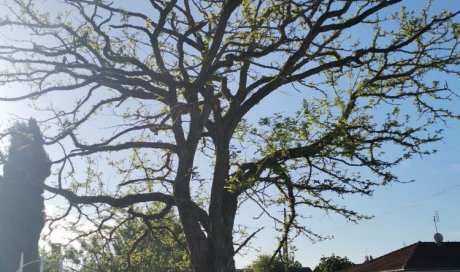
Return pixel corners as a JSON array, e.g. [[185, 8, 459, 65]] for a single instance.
[[18, 252, 24, 272], [39, 256, 45, 272], [283, 208, 289, 272], [58, 258, 63, 272]]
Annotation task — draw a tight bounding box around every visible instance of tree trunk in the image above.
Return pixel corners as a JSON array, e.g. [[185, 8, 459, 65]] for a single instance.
[[174, 112, 240, 271], [176, 163, 239, 271], [179, 210, 237, 272]]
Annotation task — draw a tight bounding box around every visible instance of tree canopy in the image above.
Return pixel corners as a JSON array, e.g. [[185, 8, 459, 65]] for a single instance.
[[0, 119, 51, 272], [244, 254, 304, 272], [314, 255, 354, 272], [41, 213, 191, 272], [0, 0, 459, 271]]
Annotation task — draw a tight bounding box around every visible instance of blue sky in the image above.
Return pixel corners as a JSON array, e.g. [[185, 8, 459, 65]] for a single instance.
[[1, 0, 460, 270]]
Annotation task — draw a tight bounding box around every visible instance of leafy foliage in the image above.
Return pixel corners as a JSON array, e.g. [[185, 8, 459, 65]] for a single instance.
[[79, 216, 191, 272], [244, 254, 304, 272], [0, 119, 51, 272], [313, 255, 354, 272], [42, 214, 191, 271]]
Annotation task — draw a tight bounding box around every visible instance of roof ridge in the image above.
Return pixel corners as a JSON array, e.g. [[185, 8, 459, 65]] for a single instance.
[[402, 241, 422, 269], [339, 241, 460, 272], [341, 242, 420, 272], [371, 242, 418, 264]]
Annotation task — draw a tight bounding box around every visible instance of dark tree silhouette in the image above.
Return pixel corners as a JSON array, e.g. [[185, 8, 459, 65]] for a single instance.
[[314, 255, 354, 272], [245, 254, 304, 272], [0, 119, 51, 272], [0, 1, 460, 271]]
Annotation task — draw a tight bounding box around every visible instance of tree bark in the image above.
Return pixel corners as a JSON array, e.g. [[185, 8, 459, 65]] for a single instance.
[[175, 132, 239, 271], [178, 193, 238, 272]]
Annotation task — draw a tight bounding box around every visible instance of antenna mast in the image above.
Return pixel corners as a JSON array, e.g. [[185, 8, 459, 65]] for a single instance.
[[433, 211, 443, 245], [433, 211, 440, 233]]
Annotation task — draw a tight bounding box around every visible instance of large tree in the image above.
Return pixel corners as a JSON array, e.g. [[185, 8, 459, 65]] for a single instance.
[[0, 0, 459, 271], [0, 119, 51, 272]]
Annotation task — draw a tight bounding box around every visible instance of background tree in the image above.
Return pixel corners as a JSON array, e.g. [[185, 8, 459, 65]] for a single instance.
[[0, 119, 51, 272], [244, 254, 304, 272], [314, 255, 354, 272], [41, 212, 191, 272], [40, 243, 81, 272], [1, 0, 460, 271]]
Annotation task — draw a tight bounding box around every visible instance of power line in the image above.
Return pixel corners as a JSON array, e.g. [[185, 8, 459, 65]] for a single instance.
[[403, 183, 460, 207], [325, 182, 460, 233]]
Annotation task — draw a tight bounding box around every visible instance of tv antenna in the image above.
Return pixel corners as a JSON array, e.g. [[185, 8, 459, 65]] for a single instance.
[[433, 211, 440, 233], [433, 211, 443, 244]]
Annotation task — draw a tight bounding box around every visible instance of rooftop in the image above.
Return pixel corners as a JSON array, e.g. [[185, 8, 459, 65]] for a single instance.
[[341, 241, 460, 272]]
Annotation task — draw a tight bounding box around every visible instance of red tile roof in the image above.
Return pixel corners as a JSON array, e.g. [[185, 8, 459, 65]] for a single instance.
[[341, 242, 460, 272]]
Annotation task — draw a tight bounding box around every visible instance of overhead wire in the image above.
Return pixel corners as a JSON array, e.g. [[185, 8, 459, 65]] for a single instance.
[[325, 182, 460, 233]]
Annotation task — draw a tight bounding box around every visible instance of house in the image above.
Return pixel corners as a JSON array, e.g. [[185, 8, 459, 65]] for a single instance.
[[341, 241, 460, 272]]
